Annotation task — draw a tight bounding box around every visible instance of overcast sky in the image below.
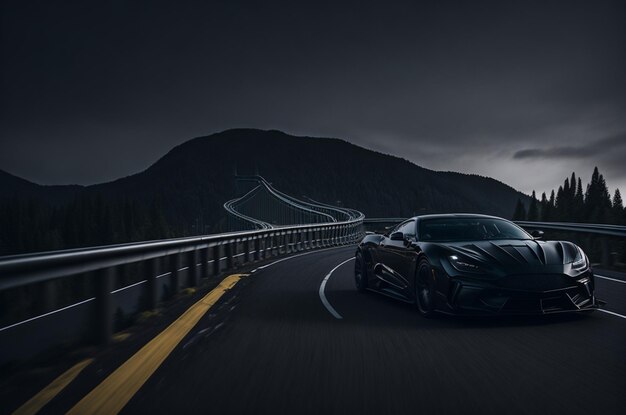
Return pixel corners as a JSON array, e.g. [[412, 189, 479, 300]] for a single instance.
[[1, 0, 624, 196]]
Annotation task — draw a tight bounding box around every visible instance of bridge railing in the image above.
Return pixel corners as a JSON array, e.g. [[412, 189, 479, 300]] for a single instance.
[[0, 217, 364, 365]]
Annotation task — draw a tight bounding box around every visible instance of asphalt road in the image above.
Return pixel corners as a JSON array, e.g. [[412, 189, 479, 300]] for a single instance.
[[10, 245, 626, 414], [123, 245, 625, 414]]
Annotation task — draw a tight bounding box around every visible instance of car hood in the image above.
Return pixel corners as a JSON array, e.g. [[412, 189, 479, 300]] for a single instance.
[[436, 239, 581, 276]]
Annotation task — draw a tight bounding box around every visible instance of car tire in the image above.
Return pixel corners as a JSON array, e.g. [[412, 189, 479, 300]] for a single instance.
[[355, 251, 368, 292], [415, 258, 436, 317]]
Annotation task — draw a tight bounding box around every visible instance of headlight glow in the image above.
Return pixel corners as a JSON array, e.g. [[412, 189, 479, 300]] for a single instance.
[[448, 255, 482, 273]]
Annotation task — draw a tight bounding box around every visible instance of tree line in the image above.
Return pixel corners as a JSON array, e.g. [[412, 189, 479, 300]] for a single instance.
[[0, 194, 173, 256], [513, 167, 625, 225]]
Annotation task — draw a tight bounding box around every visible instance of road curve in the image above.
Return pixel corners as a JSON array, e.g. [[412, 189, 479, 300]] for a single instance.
[[17, 245, 626, 414]]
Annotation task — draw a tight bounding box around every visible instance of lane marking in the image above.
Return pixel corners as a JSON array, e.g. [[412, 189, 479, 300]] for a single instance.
[[251, 245, 353, 273], [111, 279, 146, 294], [596, 274, 626, 284], [598, 309, 626, 319], [67, 273, 247, 415], [13, 358, 93, 415], [319, 257, 355, 319], [0, 298, 95, 333]]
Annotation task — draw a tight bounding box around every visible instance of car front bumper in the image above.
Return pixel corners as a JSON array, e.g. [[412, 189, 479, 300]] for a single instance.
[[442, 271, 601, 315]]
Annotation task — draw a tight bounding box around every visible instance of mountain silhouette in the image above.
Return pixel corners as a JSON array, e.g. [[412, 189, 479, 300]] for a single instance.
[[1, 129, 530, 252]]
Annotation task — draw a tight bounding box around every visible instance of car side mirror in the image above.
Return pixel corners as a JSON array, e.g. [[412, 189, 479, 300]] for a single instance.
[[390, 232, 405, 241], [531, 230, 544, 239]]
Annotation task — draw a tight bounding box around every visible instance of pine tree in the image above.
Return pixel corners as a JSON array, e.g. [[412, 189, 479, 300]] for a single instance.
[[540, 192, 549, 221], [555, 185, 565, 220], [527, 190, 539, 221], [574, 177, 584, 221], [512, 198, 527, 221], [612, 189, 624, 225], [547, 190, 556, 221], [585, 167, 613, 223]]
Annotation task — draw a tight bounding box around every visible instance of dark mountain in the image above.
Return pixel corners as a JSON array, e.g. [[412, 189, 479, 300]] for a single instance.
[[0, 169, 81, 205], [89, 129, 529, 225], [0, 129, 531, 254]]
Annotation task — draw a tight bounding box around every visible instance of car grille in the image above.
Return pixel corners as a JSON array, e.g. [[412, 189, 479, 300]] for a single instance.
[[495, 274, 575, 292]]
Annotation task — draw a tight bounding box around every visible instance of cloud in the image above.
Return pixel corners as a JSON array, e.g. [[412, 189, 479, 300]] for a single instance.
[[512, 133, 626, 160]]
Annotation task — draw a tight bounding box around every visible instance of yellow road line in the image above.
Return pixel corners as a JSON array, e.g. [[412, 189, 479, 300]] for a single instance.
[[67, 273, 246, 415], [12, 358, 93, 415]]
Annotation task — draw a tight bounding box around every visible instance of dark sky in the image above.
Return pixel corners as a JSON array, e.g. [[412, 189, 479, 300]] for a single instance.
[[1, 0, 625, 195]]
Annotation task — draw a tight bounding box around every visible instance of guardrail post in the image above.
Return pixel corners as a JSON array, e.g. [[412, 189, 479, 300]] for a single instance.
[[293, 230, 298, 252], [145, 257, 159, 310], [188, 249, 199, 287], [212, 244, 220, 276], [202, 247, 209, 279], [287, 231, 293, 253], [254, 237, 261, 261], [95, 267, 114, 344], [262, 235, 269, 259], [226, 242, 234, 269], [170, 253, 180, 297], [244, 238, 251, 263]]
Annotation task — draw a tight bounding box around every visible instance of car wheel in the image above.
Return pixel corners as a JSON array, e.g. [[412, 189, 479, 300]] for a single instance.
[[415, 258, 436, 317], [355, 251, 368, 292]]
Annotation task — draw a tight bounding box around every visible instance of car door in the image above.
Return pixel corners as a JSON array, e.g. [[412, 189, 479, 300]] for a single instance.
[[377, 220, 415, 299]]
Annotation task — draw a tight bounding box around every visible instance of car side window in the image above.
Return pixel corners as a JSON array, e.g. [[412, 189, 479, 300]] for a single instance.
[[397, 221, 416, 240]]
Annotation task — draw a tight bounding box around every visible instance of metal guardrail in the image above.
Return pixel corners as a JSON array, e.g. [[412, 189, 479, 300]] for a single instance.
[[0, 218, 364, 347], [514, 221, 626, 238]]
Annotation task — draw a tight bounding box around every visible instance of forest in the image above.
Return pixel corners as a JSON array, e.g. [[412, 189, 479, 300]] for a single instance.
[[513, 167, 625, 225]]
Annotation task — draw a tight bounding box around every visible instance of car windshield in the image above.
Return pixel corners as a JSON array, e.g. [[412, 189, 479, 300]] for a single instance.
[[419, 217, 532, 242]]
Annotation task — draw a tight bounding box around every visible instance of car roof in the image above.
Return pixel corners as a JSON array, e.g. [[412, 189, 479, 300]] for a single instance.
[[411, 213, 506, 221]]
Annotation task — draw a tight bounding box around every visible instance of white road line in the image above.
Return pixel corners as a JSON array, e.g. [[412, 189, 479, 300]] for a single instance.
[[598, 309, 626, 319], [319, 257, 355, 320], [111, 279, 146, 294], [251, 245, 352, 272], [0, 298, 95, 332], [595, 274, 626, 284]]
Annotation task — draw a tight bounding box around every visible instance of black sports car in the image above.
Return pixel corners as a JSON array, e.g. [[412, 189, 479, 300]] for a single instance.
[[355, 214, 600, 316]]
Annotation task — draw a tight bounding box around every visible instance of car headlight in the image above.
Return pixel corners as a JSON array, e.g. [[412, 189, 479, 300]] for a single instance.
[[571, 246, 588, 271], [449, 255, 482, 273]]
